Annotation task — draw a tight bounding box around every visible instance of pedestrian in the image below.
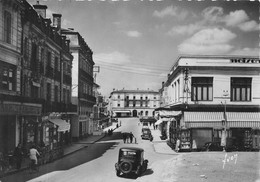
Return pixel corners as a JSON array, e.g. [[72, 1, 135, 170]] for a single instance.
[[122, 133, 127, 143], [13, 143, 23, 170], [29, 145, 40, 171], [129, 132, 134, 143], [153, 123, 155, 130], [175, 138, 180, 152]]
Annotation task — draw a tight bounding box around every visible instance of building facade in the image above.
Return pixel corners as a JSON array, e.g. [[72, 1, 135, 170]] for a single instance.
[[0, 0, 76, 156], [61, 29, 96, 140], [157, 56, 260, 151], [109, 89, 160, 118]]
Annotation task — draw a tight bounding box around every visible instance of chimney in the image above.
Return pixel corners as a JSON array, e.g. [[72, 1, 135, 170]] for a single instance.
[[33, 1, 47, 18], [53, 13, 62, 32]]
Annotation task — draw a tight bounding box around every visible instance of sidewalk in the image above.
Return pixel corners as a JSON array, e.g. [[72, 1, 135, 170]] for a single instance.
[[1, 123, 119, 178], [148, 125, 178, 155]]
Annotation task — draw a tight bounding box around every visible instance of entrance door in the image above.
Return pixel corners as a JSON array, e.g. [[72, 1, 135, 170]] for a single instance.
[[133, 110, 137, 117], [192, 129, 212, 149]]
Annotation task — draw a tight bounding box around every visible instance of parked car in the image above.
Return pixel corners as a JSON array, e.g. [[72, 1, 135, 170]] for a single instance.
[[141, 128, 153, 141], [201, 142, 223, 151], [115, 147, 148, 177]]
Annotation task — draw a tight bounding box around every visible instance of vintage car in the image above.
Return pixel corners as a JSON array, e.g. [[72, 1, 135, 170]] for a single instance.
[[115, 147, 148, 177], [141, 128, 153, 141], [201, 141, 223, 151]]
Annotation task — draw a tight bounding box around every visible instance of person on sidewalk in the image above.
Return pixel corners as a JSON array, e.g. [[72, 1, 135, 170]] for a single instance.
[[122, 133, 127, 143], [129, 132, 134, 143], [29, 145, 40, 171], [175, 138, 180, 152], [13, 143, 23, 170]]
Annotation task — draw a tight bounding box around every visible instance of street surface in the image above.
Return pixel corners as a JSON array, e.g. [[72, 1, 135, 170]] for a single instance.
[[2, 118, 260, 182]]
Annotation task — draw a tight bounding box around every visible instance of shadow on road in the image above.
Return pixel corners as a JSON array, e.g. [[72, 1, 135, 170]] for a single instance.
[[117, 168, 154, 180]]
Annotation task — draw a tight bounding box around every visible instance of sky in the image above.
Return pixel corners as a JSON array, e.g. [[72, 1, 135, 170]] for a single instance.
[[27, 0, 259, 97]]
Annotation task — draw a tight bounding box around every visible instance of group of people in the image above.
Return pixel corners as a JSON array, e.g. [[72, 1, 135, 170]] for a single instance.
[[122, 132, 135, 144], [12, 144, 40, 171]]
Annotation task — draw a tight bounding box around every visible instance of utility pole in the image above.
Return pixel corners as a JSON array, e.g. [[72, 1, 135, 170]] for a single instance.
[[183, 67, 189, 107], [222, 90, 229, 151]]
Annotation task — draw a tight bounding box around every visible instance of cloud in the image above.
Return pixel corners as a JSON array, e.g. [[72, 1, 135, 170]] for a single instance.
[[223, 9, 258, 32], [126, 31, 142, 38], [202, 6, 224, 23], [178, 28, 236, 54], [224, 10, 249, 26], [167, 23, 204, 36], [230, 48, 259, 57], [94, 51, 131, 65], [237, 20, 259, 32], [153, 5, 178, 18], [153, 5, 188, 20]]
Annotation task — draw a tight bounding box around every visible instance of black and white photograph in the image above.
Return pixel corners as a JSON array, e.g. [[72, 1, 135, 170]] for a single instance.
[[0, 0, 259, 181]]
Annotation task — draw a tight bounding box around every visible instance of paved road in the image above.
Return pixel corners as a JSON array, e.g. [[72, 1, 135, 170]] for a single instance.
[[2, 118, 173, 182]]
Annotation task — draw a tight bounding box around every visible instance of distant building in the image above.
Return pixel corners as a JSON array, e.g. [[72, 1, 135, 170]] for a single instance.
[[157, 55, 260, 151], [109, 89, 160, 118], [61, 28, 96, 140]]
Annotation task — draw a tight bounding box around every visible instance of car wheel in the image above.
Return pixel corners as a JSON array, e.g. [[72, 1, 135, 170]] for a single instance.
[[119, 161, 133, 174]]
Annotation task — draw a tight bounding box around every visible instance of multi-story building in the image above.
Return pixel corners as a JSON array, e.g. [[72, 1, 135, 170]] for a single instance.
[[0, 0, 76, 155], [109, 89, 160, 118], [157, 55, 260, 151], [0, 0, 25, 155], [61, 28, 96, 140]]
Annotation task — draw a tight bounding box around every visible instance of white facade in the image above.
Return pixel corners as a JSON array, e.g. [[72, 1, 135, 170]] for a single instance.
[[109, 89, 160, 117]]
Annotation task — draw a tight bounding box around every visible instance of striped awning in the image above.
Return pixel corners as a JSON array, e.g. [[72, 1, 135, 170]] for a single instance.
[[184, 112, 260, 128]]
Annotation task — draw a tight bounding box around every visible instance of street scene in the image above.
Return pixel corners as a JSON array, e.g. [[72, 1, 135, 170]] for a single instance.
[[2, 118, 260, 182], [0, 0, 259, 182]]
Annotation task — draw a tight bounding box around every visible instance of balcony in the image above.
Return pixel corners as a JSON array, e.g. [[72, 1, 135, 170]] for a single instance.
[[78, 92, 96, 103], [43, 101, 77, 113]]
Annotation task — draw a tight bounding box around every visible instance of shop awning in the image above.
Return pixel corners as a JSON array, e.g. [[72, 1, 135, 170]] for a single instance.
[[159, 110, 181, 117], [155, 117, 171, 125], [155, 119, 163, 125], [49, 119, 70, 132], [184, 112, 260, 128]]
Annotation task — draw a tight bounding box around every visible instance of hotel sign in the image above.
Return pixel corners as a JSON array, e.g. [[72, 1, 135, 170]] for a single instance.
[[0, 103, 42, 116], [230, 58, 260, 63]]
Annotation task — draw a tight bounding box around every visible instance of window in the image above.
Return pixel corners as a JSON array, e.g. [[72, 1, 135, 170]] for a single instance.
[[47, 83, 51, 101], [118, 103, 120, 107], [231, 77, 251, 101], [47, 52, 52, 66], [31, 43, 38, 70], [63, 88, 66, 103], [145, 111, 148, 116], [31, 85, 39, 98], [191, 77, 213, 101], [4, 11, 11, 44], [54, 57, 59, 71], [118, 95, 120, 99], [133, 96, 135, 100], [0, 63, 15, 91], [54, 85, 58, 102]]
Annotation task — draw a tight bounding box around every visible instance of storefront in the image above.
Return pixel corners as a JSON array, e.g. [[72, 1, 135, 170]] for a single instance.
[[0, 102, 42, 155], [184, 111, 260, 151]]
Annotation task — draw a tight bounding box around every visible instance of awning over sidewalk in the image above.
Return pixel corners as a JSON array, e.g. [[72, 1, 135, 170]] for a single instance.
[[49, 119, 70, 132], [184, 112, 260, 128], [159, 110, 181, 117]]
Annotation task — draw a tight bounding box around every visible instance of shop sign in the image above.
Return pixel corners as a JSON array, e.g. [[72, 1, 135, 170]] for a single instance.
[[0, 103, 41, 115], [230, 58, 260, 64]]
